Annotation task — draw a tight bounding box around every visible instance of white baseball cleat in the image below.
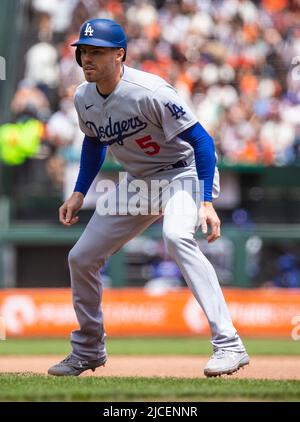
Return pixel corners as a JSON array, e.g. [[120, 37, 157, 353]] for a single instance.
[[204, 349, 250, 377]]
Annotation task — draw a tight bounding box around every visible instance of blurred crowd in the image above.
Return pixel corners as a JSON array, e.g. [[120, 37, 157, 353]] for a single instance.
[[2, 0, 300, 191]]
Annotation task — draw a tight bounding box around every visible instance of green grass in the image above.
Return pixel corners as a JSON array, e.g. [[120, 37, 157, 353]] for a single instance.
[[0, 337, 299, 356], [1, 338, 299, 402], [0, 374, 299, 401]]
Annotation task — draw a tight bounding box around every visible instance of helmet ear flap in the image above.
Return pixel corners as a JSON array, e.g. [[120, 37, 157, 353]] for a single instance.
[[75, 47, 82, 67]]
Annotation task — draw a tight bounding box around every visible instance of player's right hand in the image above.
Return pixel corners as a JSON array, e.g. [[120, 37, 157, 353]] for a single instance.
[[199, 201, 221, 243], [59, 192, 84, 226]]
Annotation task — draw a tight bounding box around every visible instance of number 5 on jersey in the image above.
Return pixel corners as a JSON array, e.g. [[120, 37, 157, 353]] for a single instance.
[[135, 135, 160, 156]]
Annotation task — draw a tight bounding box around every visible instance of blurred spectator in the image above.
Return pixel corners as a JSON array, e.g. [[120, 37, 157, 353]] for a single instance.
[[11, 82, 51, 120], [4, 0, 300, 191], [0, 119, 43, 165], [271, 253, 300, 288], [32, 0, 79, 41], [24, 43, 59, 89], [58, 35, 84, 95], [100, 260, 112, 288], [144, 259, 183, 294]]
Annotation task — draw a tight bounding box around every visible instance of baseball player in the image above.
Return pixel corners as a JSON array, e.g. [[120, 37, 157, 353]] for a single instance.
[[48, 19, 249, 377]]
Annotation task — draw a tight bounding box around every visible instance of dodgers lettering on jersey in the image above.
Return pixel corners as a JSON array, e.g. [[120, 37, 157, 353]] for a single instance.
[[85, 116, 148, 145], [74, 65, 198, 177]]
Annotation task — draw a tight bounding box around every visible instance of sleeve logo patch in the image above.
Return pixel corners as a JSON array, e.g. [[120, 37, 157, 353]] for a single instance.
[[164, 102, 186, 120]]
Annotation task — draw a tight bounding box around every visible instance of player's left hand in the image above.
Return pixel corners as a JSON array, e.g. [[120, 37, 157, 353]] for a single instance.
[[199, 202, 221, 243]]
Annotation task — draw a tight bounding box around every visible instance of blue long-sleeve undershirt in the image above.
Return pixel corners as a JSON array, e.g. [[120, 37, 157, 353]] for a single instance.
[[178, 122, 215, 202], [74, 135, 107, 196]]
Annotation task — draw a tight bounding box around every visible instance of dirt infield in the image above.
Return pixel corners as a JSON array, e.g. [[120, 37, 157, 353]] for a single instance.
[[1, 356, 300, 379]]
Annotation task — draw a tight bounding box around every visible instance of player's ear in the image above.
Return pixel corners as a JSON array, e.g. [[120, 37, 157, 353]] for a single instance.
[[75, 47, 82, 67], [116, 48, 125, 63]]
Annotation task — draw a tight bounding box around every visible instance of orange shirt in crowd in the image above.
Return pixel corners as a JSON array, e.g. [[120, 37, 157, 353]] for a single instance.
[[262, 0, 288, 12]]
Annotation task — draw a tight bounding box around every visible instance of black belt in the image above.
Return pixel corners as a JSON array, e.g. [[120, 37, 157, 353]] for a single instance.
[[158, 159, 188, 172]]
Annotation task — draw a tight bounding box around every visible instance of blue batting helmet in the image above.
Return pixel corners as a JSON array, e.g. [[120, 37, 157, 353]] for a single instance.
[[71, 19, 127, 66]]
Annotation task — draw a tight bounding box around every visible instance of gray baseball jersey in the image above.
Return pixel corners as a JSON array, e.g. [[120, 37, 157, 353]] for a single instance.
[[75, 65, 198, 176]]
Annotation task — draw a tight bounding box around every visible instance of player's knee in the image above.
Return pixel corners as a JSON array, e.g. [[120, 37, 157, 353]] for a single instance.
[[163, 230, 187, 254], [68, 246, 105, 272], [68, 247, 81, 269], [68, 246, 94, 270]]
